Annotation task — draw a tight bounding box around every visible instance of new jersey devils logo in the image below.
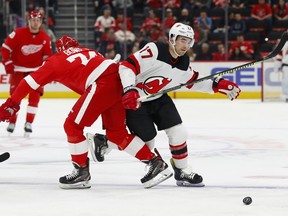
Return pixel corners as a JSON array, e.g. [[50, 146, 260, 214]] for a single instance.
[[136, 76, 172, 95]]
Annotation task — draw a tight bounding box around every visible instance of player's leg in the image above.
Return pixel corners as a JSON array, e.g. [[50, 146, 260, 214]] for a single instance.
[[59, 74, 126, 189], [60, 116, 91, 189], [59, 82, 106, 189], [155, 94, 204, 187], [7, 72, 24, 133], [24, 87, 42, 136], [165, 125, 204, 187], [101, 100, 172, 188]]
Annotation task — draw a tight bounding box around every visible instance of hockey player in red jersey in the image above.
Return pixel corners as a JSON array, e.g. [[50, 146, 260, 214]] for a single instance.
[[1, 10, 53, 136], [89, 22, 241, 187], [0, 35, 172, 189]]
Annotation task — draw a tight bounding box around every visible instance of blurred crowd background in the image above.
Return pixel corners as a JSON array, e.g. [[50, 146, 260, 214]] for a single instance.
[[1, 0, 288, 61]]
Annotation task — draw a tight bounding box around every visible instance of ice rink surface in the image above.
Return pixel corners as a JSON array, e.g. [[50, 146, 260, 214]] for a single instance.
[[0, 98, 287, 216]]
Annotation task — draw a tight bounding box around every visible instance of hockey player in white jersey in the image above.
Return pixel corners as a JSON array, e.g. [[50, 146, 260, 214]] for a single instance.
[[88, 22, 241, 187], [274, 40, 288, 102]]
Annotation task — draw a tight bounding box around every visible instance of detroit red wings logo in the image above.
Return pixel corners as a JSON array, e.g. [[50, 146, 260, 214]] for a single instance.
[[21, 44, 43, 56], [136, 76, 172, 95]]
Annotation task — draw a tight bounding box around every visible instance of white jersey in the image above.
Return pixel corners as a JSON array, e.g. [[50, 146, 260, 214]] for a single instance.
[[119, 42, 214, 101], [275, 41, 288, 65], [274, 41, 288, 98]]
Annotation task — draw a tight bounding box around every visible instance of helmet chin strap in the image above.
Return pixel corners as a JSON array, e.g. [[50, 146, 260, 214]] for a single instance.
[[169, 40, 182, 57]]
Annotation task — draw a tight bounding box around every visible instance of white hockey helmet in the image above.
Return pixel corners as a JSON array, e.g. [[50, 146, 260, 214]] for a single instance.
[[169, 22, 195, 48]]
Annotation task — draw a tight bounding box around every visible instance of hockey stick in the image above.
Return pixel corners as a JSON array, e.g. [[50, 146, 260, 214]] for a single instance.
[[0, 152, 10, 163], [138, 31, 288, 101]]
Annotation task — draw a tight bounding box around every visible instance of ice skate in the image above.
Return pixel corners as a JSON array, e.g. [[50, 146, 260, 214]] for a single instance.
[[170, 158, 205, 187], [24, 122, 32, 137], [141, 149, 173, 189], [87, 133, 108, 162], [59, 159, 91, 189], [7, 123, 15, 134]]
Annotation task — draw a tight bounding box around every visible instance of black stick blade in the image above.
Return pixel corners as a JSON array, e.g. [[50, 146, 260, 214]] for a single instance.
[[0, 152, 10, 162]]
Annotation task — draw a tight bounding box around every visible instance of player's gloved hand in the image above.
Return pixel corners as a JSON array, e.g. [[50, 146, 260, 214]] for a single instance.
[[122, 86, 141, 110], [213, 77, 241, 100], [0, 98, 20, 122], [3, 61, 14, 74], [186, 71, 199, 89]]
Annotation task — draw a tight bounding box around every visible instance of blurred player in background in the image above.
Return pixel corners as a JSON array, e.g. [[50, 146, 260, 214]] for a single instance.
[[0, 35, 172, 189], [1, 10, 53, 136], [274, 40, 288, 102]]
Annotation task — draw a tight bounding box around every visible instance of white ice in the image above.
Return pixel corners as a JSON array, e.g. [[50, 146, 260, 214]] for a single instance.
[[0, 98, 288, 216]]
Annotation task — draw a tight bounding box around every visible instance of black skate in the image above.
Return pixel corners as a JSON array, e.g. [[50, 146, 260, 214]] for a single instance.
[[87, 133, 108, 162], [141, 149, 173, 189], [7, 123, 15, 134], [59, 159, 91, 189], [170, 158, 205, 187], [24, 122, 32, 137]]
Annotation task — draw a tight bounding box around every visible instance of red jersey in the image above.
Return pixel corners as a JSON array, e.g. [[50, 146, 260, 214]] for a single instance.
[[251, 4, 272, 18], [11, 47, 118, 103], [140, 17, 161, 32], [148, 0, 163, 8], [115, 17, 133, 31], [165, 0, 181, 8], [229, 41, 254, 55], [273, 3, 288, 18], [212, 52, 226, 61], [1, 27, 53, 72], [164, 17, 177, 30]]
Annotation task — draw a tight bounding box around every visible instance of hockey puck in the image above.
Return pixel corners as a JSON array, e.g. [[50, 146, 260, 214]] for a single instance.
[[243, 196, 252, 205]]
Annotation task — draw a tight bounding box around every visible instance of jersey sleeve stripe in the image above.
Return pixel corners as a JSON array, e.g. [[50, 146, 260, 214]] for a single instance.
[[24, 75, 40, 90], [122, 55, 140, 75], [3, 60, 12, 65], [85, 59, 114, 89], [2, 43, 12, 52]]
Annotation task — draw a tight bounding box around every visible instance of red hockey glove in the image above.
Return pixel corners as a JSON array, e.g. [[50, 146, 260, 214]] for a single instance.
[[213, 77, 241, 100], [3, 61, 14, 74], [186, 71, 199, 89], [0, 98, 20, 122], [122, 86, 141, 110]]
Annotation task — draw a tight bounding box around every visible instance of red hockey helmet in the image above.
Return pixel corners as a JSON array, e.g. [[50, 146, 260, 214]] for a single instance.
[[56, 35, 79, 52], [28, 10, 44, 19]]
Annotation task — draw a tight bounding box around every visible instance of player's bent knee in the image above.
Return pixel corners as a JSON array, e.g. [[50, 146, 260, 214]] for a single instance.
[[165, 124, 187, 145], [64, 117, 85, 143], [106, 129, 134, 150]]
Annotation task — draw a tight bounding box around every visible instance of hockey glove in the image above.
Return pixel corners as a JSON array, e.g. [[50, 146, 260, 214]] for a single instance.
[[213, 77, 241, 100], [122, 86, 141, 110], [3, 61, 14, 74], [186, 71, 199, 89], [0, 98, 20, 122]]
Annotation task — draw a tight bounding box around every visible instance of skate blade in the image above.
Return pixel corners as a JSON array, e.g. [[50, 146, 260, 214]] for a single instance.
[[59, 181, 91, 189], [87, 133, 99, 162], [176, 180, 205, 187], [143, 169, 173, 189], [86, 133, 107, 162]]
